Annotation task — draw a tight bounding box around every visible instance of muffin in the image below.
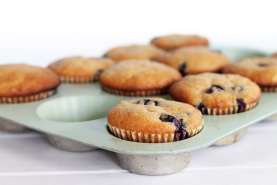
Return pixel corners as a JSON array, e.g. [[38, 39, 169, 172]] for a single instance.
[[169, 73, 260, 145], [107, 98, 204, 143], [103, 45, 164, 62], [48, 56, 114, 83], [169, 73, 260, 115], [100, 60, 182, 96], [157, 47, 230, 76], [223, 57, 277, 92], [150, 34, 209, 50], [173, 45, 210, 53], [0, 64, 60, 103], [272, 53, 277, 58], [0, 64, 60, 132]]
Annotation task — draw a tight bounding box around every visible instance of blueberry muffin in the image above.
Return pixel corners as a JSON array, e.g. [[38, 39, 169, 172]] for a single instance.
[[108, 98, 204, 143], [150, 34, 209, 50], [100, 60, 182, 96], [169, 73, 260, 115], [169, 73, 260, 145], [0, 64, 60, 132], [103, 45, 164, 62], [48, 56, 114, 83], [223, 57, 277, 92], [157, 47, 230, 76]]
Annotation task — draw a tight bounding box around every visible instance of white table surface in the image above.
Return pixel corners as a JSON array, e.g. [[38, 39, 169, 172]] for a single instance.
[[0, 119, 277, 185]]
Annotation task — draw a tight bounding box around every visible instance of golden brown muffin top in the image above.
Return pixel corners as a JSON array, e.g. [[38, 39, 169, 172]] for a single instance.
[[169, 73, 261, 109], [0, 64, 60, 97], [103, 45, 165, 62], [151, 34, 209, 50], [157, 48, 230, 76], [223, 57, 277, 86], [173, 45, 210, 53], [48, 56, 114, 78], [108, 98, 202, 134], [100, 60, 182, 91]]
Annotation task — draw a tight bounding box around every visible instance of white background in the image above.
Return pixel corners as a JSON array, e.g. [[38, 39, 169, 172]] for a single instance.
[[1, 1, 277, 184], [0, 0, 277, 66]]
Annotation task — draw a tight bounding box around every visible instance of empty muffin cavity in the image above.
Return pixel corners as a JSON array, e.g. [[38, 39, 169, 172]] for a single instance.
[[36, 96, 120, 122]]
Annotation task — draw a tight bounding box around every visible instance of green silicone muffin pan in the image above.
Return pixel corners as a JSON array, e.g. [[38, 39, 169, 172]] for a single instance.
[[0, 46, 275, 155]]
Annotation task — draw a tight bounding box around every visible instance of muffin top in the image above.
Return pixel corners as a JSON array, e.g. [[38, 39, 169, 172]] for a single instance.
[[100, 60, 182, 90], [48, 56, 114, 79], [169, 73, 261, 109], [173, 45, 210, 53], [151, 34, 209, 50], [223, 57, 277, 86], [103, 45, 164, 62], [272, 52, 277, 58], [0, 64, 60, 97], [157, 47, 230, 76], [108, 98, 202, 135]]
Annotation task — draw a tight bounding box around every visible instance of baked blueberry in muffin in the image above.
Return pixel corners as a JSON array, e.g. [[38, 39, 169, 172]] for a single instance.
[[107, 98, 204, 143]]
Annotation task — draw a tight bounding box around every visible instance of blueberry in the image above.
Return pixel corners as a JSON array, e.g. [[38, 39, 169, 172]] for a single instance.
[[179, 129, 187, 140], [198, 103, 206, 113], [137, 99, 158, 106], [160, 114, 188, 141], [236, 98, 246, 112], [160, 113, 179, 127], [205, 85, 224, 94], [174, 132, 180, 141], [137, 100, 145, 105], [178, 63, 187, 76], [232, 86, 243, 93], [258, 63, 268, 67], [145, 101, 156, 106], [93, 69, 104, 82], [160, 113, 181, 131]]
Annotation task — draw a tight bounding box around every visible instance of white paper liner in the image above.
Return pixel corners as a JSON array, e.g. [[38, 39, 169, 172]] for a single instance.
[[59, 75, 100, 83], [102, 86, 168, 97], [199, 101, 258, 115], [107, 120, 204, 143], [260, 86, 277, 92], [0, 89, 56, 104]]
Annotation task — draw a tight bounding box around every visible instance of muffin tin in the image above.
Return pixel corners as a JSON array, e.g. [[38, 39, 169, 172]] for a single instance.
[[0, 46, 276, 175]]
